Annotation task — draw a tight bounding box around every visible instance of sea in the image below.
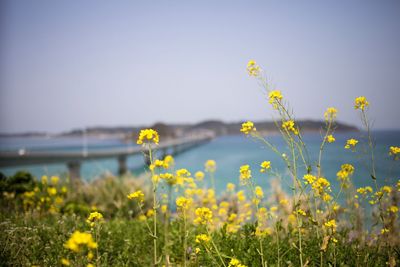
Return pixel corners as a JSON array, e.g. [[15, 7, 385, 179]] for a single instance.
[[1, 131, 399, 198]]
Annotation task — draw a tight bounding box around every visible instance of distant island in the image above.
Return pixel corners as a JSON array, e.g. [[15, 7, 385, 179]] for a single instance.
[[0, 119, 358, 140]]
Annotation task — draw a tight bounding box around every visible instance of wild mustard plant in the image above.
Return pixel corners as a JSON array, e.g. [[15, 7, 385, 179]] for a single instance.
[[135, 128, 161, 265]]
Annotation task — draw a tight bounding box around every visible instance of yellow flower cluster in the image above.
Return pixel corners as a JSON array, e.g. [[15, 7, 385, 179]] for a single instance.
[[164, 155, 175, 168], [228, 258, 247, 267], [137, 129, 159, 145], [282, 120, 299, 135], [195, 171, 205, 181], [247, 60, 260, 77], [324, 219, 337, 231], [389, 146, 400, 155], [303, 174, 316, 185], [296, 209, 307, 216], [388, 206, 399, 213], [336, 164, 355, 182], [356, 186, 373, 196], [160, 173, 176, 185], [389, 146, 400, 160], [260, 161, 271, 173], [311, 177, 332, 201], [254, 186, 264, 199], [176, 168, 191, 178], [326, 135, 335, 143], [227, 183, 236, 191], [195, 234, 211, 243], [205, 160, 217, 173], [268, 90, 283, 109], [64, 231, 97, 253], [345, 138, 358, 149], [324, 107, 338, 121], [240, 121, 256, 135], [127, 190, 145, 203], [176, 196, 192, 210], [86, 211, 103, 227], [354, 96, 369, 110], [194, 207, 213, 225], [239, 165, 252, 182]]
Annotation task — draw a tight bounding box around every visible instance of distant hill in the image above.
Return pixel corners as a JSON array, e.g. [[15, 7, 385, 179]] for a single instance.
[[0, 119, 358, 139]]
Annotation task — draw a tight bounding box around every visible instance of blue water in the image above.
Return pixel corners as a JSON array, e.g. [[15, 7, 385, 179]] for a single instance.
[[1, 131, 399, 197]]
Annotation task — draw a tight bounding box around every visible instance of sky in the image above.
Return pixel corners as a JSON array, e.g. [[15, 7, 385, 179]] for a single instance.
[[1, 0, 400, 133]]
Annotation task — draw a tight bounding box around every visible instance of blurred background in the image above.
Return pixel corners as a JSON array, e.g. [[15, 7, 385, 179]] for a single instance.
[[0, 0, 399, 192]]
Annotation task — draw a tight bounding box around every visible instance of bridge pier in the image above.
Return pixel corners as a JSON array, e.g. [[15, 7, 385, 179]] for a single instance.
[[67, 161, 81, 180], [118, 155, 128, 175]]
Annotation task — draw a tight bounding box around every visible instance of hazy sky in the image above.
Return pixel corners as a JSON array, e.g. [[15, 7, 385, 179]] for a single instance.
[[1, 0, 400, 133]]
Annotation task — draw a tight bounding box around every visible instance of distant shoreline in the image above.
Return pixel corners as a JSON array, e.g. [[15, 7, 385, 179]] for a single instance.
[[0, 119, 359, 139]]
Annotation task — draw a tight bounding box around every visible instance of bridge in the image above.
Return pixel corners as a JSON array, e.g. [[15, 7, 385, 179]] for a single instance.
[[0, 134, 214, 179]]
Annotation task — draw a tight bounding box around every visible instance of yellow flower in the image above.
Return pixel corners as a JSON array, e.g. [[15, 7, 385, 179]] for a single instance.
[[239, 165, 252, 182], [270, 206, 278, 212], [176, 168, 191, 178], [324, 107, 338, 121], [194, 207, 213, 225], [381, 228, 389, 234], [388, 206, 398, 213], [389, 146, 400, 160], [260, 161, 271, 173], [146, 209, 154, 217], [176, 196, 192, 210], [136, 128, 159, 145], [303, 174, 316, 185], [240, 121, 256, 135], [127, 190, 145, 203], [324, 219, 337, 231], [61, 258, 70, 266], [195, 247, 201, 254], [381, 186, 392, 194], [51, 176, 59, 185], [336, 164, 355, 182], [47, 187, 57, 196], [161, 204, 168, 213], [255, 186, 264, 199], [237, 190, 246, 202], [312, 177, 331, 196], [354, 96, 369, 110], [345, 138, 358, 149], [279, 199, 289, 206], [195, 171, 205, 181], [160, 173, 176, 185], [87, 251, 94, 260], [24, 191, 35, 198], [195, 234, 211, 243], [227, 183, 236, 191], [205, 160, 216, 173], [282, 120, 299, 135], [295, 209, 307, 216], [86, 211, 103, 227], [229, 258, 247, 267], [246, 60, 261, 76], [64, 231, 97, 253], [268, 90, 283, 109], [153, 159, 164, 169], [326, 135, 335, 143], [163, 155, 174, 168], [41, 175, 48, 184], [357, 186, 373, 196]]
